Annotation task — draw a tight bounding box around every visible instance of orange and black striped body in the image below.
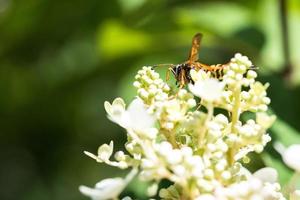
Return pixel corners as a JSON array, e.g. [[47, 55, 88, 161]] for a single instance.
[[170, 62, 228, 88], [155, 33, 252, 88], [193, 63, 228, 79]]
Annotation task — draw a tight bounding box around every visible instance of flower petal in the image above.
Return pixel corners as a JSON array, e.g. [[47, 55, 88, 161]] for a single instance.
[[127, 98, 155, 131], [282, 144, 300, 172], [104, 101, 112, 116], [95, 178, 125, 190], [104, 98, 127, 127], [79, 169, 137, 200], [189, 78, 224, 102], [195, 194, 216, 200], [253, 167, 278, 183], [84, 151, 102, 163], [290, 190, 300, 200], [97, 141, 114, 161], [112, 97, 126, 108], [256, 112, 276, 129], [79, 177, 125, 200], [79, 185, 105, 200]]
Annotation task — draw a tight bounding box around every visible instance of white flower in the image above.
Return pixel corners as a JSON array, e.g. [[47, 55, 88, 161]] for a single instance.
[[80, 53, 281, 199], [195, 194, 216, 200], [275, 143, 300, 172], [122, 197, 133, 200], [290, 190, 300, 200], [214, 177, 284, 200], [84, 141, 114, 163], [79, 178, 125, 200], [125, 98, 156, 131], [189, 78, 224, 102], [147, 183, 158, 196], [256, 112, 276, 129], [253, 167, 278, 183], [79, 168, 137, 200], [282, 144, 300, 172], [105, 98, 156, 137], [104, 98, 127, 127], [234, 146, 253, 161]]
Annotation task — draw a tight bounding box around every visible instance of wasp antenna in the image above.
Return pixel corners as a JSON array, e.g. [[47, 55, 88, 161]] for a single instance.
[[250, 65, 259, 70], [152, 64, 174, 69]]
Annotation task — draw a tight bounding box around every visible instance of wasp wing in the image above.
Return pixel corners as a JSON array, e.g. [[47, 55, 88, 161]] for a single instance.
[[188, 33, 203, 63]]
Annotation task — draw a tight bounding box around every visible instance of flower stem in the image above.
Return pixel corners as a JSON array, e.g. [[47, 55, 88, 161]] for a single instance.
[[283, 172, 300, 195], [161, 128, 178, 148], [228, 86, 241, 165], [198, 102, 214, 147]]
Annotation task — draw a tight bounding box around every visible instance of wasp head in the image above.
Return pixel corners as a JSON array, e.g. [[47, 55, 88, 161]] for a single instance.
[[171, 64, 183, 80]]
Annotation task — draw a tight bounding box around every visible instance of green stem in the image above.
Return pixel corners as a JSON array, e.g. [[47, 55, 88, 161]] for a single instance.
[[228, 86, 241, 165], [161, 128, 178, 148], [231, 89, 241, 130], [198, 102, 214, 148], [168, 130, 179, 148], [283, 172, 300, 195], [279, 0, 292, 81]]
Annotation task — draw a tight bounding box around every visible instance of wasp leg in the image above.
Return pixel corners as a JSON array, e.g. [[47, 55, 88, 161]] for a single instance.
[[166, 67, 173, 81], [179, 70, 187, 89], [179, 83, 185, 89], [196, 99, 204, 111]]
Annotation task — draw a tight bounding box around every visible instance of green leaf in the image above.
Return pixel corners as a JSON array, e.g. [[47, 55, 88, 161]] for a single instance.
[[256, 0, 284, 72], [271, 118, 300, 146], [289, 0, 300, 85], [262, 153, 293, 186], [118, 0, 147, 12], [174, 2, 252, 36], [97, 20, 151, 60]]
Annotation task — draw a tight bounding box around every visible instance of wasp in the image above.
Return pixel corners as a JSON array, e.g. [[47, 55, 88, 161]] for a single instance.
[[155, 33, 228, 88]]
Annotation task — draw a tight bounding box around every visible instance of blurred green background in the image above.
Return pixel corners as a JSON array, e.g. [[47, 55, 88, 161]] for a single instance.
[[1, 0, 300, 199]]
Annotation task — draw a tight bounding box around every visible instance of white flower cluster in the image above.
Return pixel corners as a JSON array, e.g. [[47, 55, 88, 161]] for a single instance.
[[207, 53, 268, 113], [156, 89, 196, 130], [134, 67, 196, 130], [223, 53, 254, 87], [134, 66, 170, 107], [196, 177, 284, 200], [79, 53, 300, 200], [140, 142, 205, 185]]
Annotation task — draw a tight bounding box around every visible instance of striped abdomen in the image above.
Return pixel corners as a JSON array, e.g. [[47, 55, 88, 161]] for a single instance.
[[194, 63, 228, 79], [205, 64, 227, 79]]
